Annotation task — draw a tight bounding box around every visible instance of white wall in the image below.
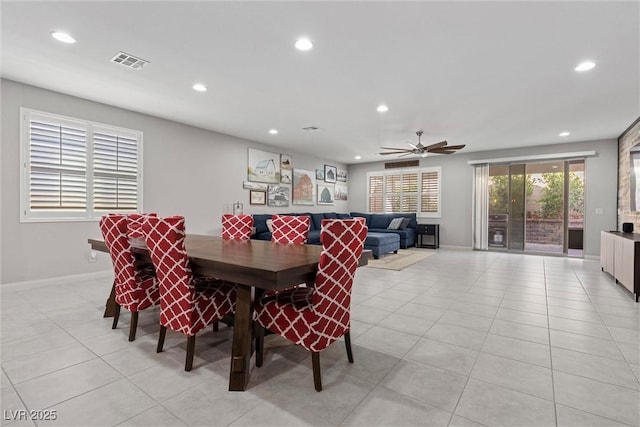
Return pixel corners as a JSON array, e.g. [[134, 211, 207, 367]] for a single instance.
[[349, 139, 618, 256], [1, 79, 348, 284]]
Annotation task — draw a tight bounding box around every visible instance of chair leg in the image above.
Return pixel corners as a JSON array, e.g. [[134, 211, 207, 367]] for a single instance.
[[344, 330, 354, 363], [157, 325, 166, 353], [111, 304, 121, 329], [185, 335, 196, 371], [256, 325, 265, 367], [128, 311, 139, 342], [311, 352, 322, 392], [213, 321, 219, 332]]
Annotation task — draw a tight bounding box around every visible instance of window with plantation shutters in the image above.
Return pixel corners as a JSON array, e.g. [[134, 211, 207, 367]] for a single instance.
[[368, 174, 384, 212], [367, 167, 440, 217], [93, 128, 139, 212], [421, 170, 440, 215], [21, 108, 143, 221]]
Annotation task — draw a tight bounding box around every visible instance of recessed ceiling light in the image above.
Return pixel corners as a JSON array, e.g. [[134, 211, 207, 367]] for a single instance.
[[269, 129, 278, 135], [559, 131, 570, 137], [51, 31, 76, 44], [575, 61, 595, 72], [376, 105, 389, 113], [354, 155, 362, 160], [192, 83, 207, 92], [295, 37, 313, 51]]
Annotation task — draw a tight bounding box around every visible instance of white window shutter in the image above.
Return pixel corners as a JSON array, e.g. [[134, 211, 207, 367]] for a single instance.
[[28, 118, 87, 211], [93, 129, 139, 212]]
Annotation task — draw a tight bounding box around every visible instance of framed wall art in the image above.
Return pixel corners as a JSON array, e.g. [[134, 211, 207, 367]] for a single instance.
[[280, 153, 292, 170], [337, 169, 347, 182], [280, 168, 292, 184], [317, 184, 335, 205], [315, 169, 324, 181], [324, 164, 337, 183], [248, 148, 280, 184], [335, 183, 348, 201], [267, 185, 290, 207], [243, 181, 268, 191], [292, 168, 316, 205], [249, 190, 266, 205]]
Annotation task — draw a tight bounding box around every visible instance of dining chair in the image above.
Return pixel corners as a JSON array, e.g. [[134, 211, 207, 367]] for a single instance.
[[221, 214, 254, 240], [99, 214, 160, 341], [271, 215, 310, 244], [142, 215, 237, 371], [254, 218, 367, 391]]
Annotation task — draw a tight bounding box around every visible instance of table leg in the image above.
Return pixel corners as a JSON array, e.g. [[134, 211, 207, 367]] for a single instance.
[[103, 280, 117, 318], [229, 284, 253, 391]]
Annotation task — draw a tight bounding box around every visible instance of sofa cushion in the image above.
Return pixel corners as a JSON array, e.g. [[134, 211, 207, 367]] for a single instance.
[[388, 217, 403, 230], [350, 212, 372, 227], [391, 213, 417, 229], [323, 212, 338, 220], [310, 213, 325, 230], [253, 214, 272, 234], [399, 217, 411, 229], [370, 214, 391, 229], [307, 229, 321, 245], [336, 213, 352, 219]]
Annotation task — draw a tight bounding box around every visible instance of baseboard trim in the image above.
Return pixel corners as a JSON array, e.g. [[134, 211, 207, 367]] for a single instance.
[[1, 270, 113, 289], [438, 245, 472, 250]]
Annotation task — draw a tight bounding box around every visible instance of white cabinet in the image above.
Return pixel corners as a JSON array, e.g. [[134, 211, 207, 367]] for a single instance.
[[600, 231, 639, 301], [600, 231, 615, 275]]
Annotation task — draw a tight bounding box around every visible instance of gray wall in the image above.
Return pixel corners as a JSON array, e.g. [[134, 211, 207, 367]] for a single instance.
[[1, 79, 348, 284], [350, 140, 618, 256]]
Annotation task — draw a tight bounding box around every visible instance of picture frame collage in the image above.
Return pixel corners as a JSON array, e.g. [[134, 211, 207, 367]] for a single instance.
[[244, 148, 347, 208]]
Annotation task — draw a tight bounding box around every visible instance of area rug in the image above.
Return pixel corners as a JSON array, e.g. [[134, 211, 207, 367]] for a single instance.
[[365, 248, 436, 271]]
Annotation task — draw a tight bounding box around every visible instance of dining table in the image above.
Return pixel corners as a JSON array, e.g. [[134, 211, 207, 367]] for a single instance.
[[88, 234, 370, 391]]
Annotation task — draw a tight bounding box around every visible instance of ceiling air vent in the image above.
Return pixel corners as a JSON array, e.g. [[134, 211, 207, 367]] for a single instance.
[[385, 160, 419, 169], [110, 52, 149, 70]]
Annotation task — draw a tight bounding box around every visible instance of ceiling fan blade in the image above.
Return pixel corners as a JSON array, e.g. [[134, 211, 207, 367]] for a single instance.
[[425, 140, 448, 150], [379, 151, 411, 155], [435, 144, 465, 150], [380, 146, 412, 151], [430, 150, 456, 155], [407, 142, 419, 149]]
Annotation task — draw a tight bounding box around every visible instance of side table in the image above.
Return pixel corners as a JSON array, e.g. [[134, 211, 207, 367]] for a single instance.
[[416, 224, 439, 249]]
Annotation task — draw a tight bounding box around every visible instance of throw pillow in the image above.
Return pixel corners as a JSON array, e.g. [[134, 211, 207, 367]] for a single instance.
[[266, 219, 273, 232], [388, 217, 403, 230], [399, 217, 411, 229]]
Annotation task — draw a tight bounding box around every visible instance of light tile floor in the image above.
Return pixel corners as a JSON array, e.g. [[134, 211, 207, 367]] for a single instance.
[[1, 248, 639, 426]]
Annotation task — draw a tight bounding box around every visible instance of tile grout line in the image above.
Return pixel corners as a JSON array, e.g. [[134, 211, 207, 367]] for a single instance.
[[543, 257, 560, 427], [445, 255, 503, 427]]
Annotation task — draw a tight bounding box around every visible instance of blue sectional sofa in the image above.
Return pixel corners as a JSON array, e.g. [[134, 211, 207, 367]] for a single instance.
[[251, 212, 417, 249]]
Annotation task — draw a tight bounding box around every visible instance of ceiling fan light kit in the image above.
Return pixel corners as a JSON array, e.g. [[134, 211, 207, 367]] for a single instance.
[[379, 130, 465, 157]]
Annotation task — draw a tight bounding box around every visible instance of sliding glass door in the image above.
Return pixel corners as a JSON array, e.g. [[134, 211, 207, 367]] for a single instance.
[[487, 160, 584, 256], [525, 160, 564, 254]]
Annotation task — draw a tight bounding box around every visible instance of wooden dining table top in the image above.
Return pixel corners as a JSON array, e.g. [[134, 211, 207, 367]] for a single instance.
[[89, 234, 335, 291]]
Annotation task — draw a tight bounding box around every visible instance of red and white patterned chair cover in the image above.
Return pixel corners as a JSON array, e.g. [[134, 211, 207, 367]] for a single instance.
[[221, 214, 254, 240], [271, 215, 310, 244], [142, 215, 236, 371], [254, 218, 367, 391], [99, 214, 159, 341], [126, 213, 157, 244]]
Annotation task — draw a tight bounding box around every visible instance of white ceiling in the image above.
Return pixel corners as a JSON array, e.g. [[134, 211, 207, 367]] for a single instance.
[[2, 1, 638, 164]]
